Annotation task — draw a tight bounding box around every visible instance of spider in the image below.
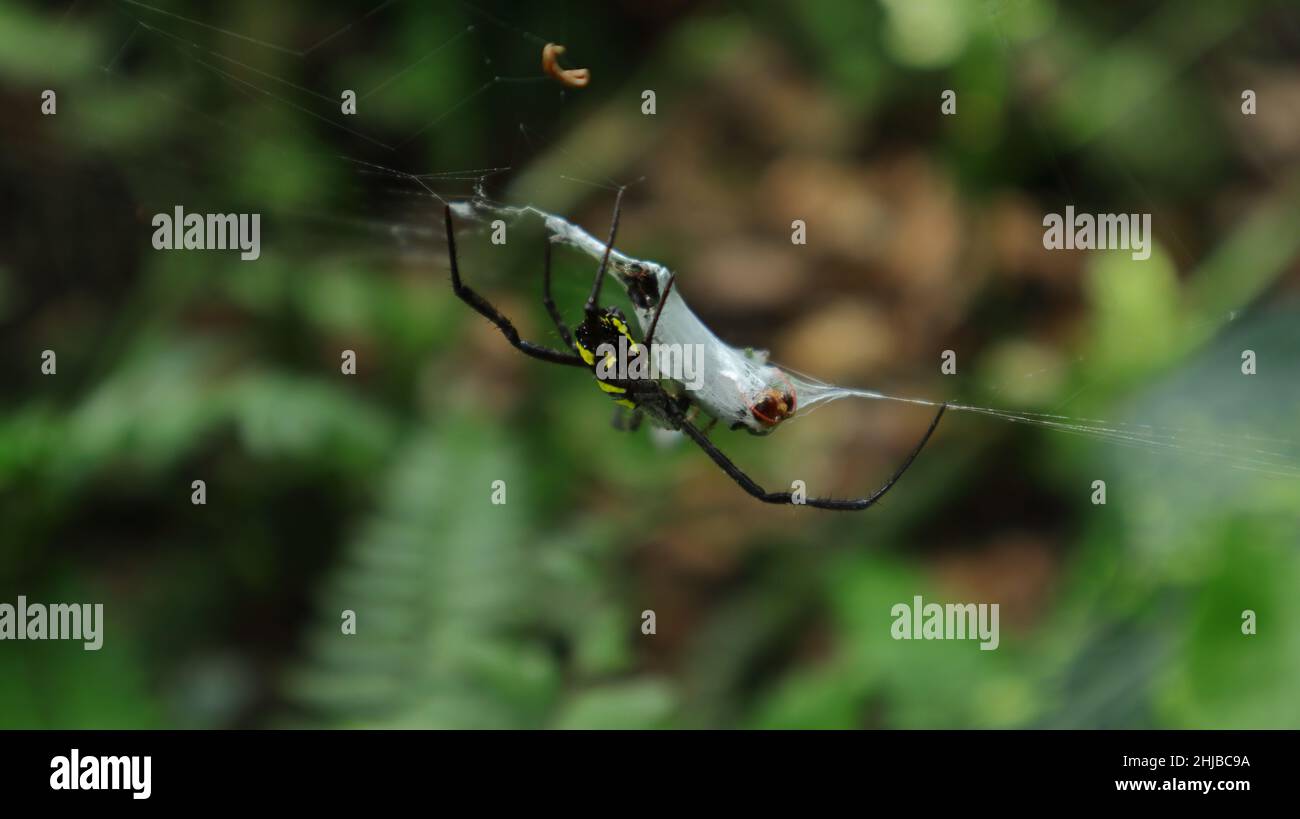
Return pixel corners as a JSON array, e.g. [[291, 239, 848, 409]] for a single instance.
[[442, 194, 947, 510]]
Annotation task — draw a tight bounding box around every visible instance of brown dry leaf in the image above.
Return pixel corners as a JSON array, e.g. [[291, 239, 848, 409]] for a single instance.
[[756, 156, 888, 267], [984, 192, 1082, 288], [712, 40, 852, 154], [685, 239, 807, 312], [866, 153, 963, 296], [1231, 67, 1300, 165], [932, 536, 1059, 632], [778, 299, 896, 382]]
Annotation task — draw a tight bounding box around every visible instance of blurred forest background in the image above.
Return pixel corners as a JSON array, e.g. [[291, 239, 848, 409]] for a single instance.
[[2, 0, 1299, 729]]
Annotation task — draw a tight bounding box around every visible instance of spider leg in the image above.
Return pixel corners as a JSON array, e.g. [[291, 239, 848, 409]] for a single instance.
[[584, 187, 625, 316], [541, 237, 574, 348], [611, 406, 643, 431], [697, 411, 719, 436], [672, 402, 947, 510], [444, 206, 585, 367], [644, 273, 676, 346]]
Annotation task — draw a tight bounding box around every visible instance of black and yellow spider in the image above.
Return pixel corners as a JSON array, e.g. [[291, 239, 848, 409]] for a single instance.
[[442, 196, 946, 510]]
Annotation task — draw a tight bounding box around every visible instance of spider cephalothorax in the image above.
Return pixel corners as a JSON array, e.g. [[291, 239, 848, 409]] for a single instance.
[[573, 307, 646, 410], [442, 195, 946, 510], [574, 307, 639, 368]]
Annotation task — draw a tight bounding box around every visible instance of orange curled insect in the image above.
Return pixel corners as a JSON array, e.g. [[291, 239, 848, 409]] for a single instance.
[[542, 43, 590, 89]]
